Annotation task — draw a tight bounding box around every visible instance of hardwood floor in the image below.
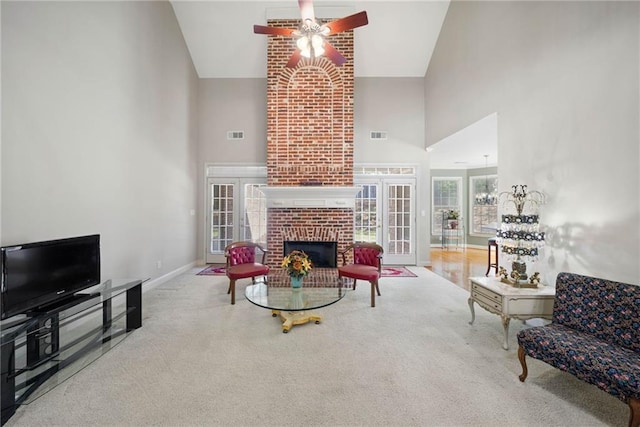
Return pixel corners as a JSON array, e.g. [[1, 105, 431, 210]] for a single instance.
[[427, 247, 496, 291]]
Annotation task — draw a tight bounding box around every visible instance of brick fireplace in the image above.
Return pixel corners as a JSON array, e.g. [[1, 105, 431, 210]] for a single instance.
[[263, 18, 355, 267]]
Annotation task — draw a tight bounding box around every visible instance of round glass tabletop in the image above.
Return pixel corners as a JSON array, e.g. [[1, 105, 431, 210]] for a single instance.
[[244, 269, 352, 312]]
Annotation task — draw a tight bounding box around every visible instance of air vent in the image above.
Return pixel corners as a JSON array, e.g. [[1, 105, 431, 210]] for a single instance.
[[370, 131, 387, 140], [227, 131, 244, 140]]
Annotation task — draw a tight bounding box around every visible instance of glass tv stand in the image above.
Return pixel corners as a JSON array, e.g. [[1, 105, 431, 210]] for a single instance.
[[0, 278, 146, 424]]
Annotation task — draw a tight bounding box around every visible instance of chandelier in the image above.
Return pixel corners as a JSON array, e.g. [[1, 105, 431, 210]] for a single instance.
[[475, 155, 497, 205], [495, 184, 545, 287]]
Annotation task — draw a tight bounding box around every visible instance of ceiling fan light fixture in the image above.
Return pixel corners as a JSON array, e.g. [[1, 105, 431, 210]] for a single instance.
[[311, 34, 323, 49], [253, 0, 368, 68], [296, 36, 313, 58], [311, 34, 325, 56], [296, 34, 324, 59], [296, 36, 310, 51]]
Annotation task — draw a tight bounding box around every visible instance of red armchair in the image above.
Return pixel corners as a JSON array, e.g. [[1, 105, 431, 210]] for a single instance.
[[338, 242, 384, 307], [224, 241, 269, 305]]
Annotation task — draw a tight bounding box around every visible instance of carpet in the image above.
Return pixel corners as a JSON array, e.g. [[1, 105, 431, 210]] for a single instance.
[[197, 265, 417, 278], [9, 267, 627, 426]]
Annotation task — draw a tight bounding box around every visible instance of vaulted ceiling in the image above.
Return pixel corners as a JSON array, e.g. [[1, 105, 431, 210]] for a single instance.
[[170, 0, 451, 78], [170, 0, 496, 169]]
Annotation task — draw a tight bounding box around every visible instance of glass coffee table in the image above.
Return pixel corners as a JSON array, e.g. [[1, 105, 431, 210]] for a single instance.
[[245, 269, 352, 333]]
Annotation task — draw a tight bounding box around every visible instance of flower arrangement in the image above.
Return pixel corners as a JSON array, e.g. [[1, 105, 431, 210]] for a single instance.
[[281, 250, 312, 278]]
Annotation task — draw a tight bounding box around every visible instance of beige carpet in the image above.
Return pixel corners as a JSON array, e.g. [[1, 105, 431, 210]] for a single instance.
[[6, 267, 628, 426]]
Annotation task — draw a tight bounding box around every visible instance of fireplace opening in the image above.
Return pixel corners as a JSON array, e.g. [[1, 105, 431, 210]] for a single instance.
[[283, 241, 338, 268]]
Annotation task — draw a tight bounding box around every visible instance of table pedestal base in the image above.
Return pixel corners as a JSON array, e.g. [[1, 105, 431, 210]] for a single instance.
[[271, 310, 322, 333]]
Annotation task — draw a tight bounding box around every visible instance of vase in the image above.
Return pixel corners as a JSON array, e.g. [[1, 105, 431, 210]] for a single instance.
[[290, 276, 303, 288]]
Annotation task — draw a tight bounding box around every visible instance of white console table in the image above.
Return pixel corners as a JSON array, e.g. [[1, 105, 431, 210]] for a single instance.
[[468, 276, 555, 350]]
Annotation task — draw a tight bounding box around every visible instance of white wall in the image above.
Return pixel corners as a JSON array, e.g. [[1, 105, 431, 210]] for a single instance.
[[425, 1, 639, 284], [196, 78, 268, 260], [354, 77, 431, 265], [1, 1, 199, 281], [198, 78, 268, 165], [196, 77, 432, 265]]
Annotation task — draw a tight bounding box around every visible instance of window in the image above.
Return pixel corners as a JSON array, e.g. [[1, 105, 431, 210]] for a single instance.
[[354, 184, 378, 242], [469, 175, 498, 235], [432, 177, 461, 235], [242, 183, 267, 246]]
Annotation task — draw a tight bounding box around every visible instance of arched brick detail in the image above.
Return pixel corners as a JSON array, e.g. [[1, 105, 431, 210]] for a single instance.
[[270, 62, 347, 184], [264, 18, 355, 264]]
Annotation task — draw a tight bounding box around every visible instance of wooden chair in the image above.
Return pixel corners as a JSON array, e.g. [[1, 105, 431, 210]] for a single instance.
[[338, 242, 383, 307], [224, 241, 269, 305]]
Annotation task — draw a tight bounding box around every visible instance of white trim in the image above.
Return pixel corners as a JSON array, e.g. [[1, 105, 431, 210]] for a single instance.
[[466, 244, 487, 250], [429, 243, 487, 250], [202, 163, 268, 262], [205, 164, 267, 178], [259, 186, 361, 209], [142, 262, 197, 293], [354, 163, 418, 176]]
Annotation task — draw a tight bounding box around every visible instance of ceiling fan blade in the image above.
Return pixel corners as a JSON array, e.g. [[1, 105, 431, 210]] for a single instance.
[[286, 50, 303, 68], [253, 25, 295, 36], [298, 0, 315, 24], [325, 11, 368, 35], [323, 41, 347, 66]]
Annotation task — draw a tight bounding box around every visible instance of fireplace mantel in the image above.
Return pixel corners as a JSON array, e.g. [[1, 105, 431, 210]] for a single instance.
[[259, 186, 360, 208]]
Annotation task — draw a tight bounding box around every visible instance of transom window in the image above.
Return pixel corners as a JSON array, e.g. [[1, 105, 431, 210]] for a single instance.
[[354, 166, 416, 176]]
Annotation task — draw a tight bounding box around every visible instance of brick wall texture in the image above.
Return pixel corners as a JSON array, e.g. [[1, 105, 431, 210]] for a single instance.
[[265, 18, 355, 266]]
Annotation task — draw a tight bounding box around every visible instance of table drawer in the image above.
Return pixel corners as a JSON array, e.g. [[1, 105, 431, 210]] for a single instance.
[[472, 283, 502, 303], [474, 292, 502, 312]]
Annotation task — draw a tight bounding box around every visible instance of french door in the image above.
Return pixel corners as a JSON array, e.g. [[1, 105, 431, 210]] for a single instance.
[[355, 177, 416, 265], [204, 168, 415, 265], [205, 178, 267, 264]]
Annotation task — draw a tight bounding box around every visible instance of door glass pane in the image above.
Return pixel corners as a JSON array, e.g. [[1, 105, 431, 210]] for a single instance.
[[243, 183, 267, 246], [210, 184, 234, 253], [387, 184, 411, 255], [355, 184, 377, 242]]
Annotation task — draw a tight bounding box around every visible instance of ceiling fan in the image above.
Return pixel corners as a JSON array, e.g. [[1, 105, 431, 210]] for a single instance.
[[253, 0, 368, 68]]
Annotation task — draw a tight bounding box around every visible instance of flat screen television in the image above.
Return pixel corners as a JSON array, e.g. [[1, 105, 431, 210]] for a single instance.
[[0, 234, 101, 320]]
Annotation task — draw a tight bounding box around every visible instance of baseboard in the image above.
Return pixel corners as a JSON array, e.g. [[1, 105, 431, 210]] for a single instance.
[[142, 261, 197, 293], [465, 244, 486, 250], [429, 244, 487, 250], [417, 259, 431, 267]]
